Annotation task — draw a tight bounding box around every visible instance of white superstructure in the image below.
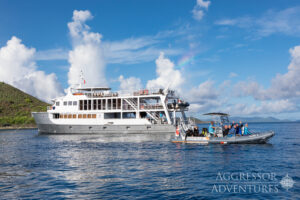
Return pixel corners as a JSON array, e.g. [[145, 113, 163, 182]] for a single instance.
[[32, 87, 190, 134]]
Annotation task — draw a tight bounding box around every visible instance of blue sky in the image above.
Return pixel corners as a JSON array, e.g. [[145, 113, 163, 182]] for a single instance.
[[0, 0, 300, 119]]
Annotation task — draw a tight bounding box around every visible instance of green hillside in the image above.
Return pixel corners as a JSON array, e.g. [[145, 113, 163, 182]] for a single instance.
[[0, 82, 49, 127]]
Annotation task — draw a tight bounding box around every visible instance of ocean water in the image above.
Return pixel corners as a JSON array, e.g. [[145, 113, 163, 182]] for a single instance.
[[0, 123, 299, 199]]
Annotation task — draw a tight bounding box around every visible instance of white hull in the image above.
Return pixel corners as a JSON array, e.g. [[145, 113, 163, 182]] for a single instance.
[[33, 112, 175, 134]]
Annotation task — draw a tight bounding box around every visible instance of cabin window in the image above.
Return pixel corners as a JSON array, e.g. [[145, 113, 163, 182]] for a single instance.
[[56, 102, 60, 106], [64, 114, 67, 118], [104, 112, 121, 119], [63, 101, 67, 106], [123, 112, 136, 119], [92, 114, 96, 118], [60, 114, 64, 118], [73, 114, 76, 118], [98, 99, 101, 110], [112, 99, 116, 109], [83, 114, 87, 118], [68, 114, 72, 118], [108, 99, 111, 110], [79, 100, 83, 110], [88, 100, 91, 110], [93, 99, 97, 110], [117, 99, 121, 109], [87, 114, 91, 118], [68, 101, 72, 106], [53, 113, 60, 119], [102, 99, 106, 110], [78, 114, 82, 118], [73, 101, 77, 106], [84, 100, 88, 110]]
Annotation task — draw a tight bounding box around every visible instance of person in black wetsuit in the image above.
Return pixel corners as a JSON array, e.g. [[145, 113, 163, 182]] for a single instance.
[[193, 126, 199, 136], [223, 125, 229, 136], [235, 123, 240, 136]]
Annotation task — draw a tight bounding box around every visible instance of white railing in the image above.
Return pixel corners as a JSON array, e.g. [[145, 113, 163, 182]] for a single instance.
[[140, 104, 164, 110]]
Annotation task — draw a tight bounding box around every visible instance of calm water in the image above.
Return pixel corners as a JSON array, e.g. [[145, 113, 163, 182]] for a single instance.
[[0, 123, 299, 199]]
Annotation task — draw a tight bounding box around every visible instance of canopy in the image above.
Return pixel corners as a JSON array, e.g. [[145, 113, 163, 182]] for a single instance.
[[203, 112, 229, 116], [76, 87, 111, 91]]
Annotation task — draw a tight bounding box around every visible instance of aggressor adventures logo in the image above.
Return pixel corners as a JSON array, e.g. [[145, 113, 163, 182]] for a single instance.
[[211, 172, 295, 194]]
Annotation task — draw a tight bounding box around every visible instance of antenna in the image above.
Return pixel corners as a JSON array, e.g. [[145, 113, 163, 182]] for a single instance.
[[79, 70, 86, 88]]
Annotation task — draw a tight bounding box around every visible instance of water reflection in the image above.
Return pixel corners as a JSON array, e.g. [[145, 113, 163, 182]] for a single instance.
[[0, 123, 299, 199]]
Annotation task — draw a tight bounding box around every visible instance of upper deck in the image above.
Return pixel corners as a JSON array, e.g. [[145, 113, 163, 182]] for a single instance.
[[46, 87, 189, 125]]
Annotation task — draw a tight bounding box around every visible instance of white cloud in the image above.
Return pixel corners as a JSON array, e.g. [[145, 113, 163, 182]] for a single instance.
[[103, 43, 183, 65], [0, 36, 63, 102], [223, 100, 297, 116], [35, 48, 68, 61], [196, 0, 210, 9], [67, 10, 107, 87], [229, 72, 238, 78], [215, 7, 300, 38], [187, 80, 222, 113], [192, 0, 211, 21], [118, 75, 142, 93], [235, 45, 300, 100], [146, 52, 184, 91]]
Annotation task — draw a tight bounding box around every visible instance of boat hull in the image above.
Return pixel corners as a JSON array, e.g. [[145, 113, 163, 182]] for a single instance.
[[33, 112, 175, 134], [172, 131, 275, 144], [36, 123, 175, 134]]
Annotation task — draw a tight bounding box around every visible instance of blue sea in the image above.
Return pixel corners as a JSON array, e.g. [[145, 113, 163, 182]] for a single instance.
[[0, 123, 299, 199]]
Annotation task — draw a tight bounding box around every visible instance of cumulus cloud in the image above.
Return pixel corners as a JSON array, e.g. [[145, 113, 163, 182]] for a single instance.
[[192, 0, 211, 21], [187, 80, 222, 112], [235, 45, 300, 100], [215, 7, 300, 38], [146, 52, 184, 91], [229, 72, 238, 78], [118, 75, 142, 93], [0, 36, 63, 102], [223, 100, 297, 116], [67, 10, 106, 87]]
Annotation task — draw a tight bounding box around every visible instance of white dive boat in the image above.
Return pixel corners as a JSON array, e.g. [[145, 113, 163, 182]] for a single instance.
[[32, 87, 190, 134], [172, 113, 275, 144]]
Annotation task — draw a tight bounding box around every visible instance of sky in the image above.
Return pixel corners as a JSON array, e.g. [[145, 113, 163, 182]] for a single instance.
[[0, 0, 300, 119]]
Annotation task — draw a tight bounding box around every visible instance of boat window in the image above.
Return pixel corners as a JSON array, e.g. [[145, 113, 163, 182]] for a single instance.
[[53, 113, 60, 119], [63, 101, 67, 106], [140, 112, 147, 118], [93, 99, 97, 110], [79, 100, 83, 110], [104, 112, 121, 119], [68, 114, 72, 118], [68, 101, 72, 106], [78, 114, 82, 118], [108, 99, 112, 110], [83, 114, 87, 118], [102, 99, 106, 110], [117, 99, 121, 109], [73, 101, 77, 106], [122, 112, 136, 119], [112, 99, 116, 109], [56, 102, 60, 106], [88, 100, 91, 110], [84, 100, 87, 110], [98, 99, 101, 110], [92, 114, 96, 118], [73, 114, 76, 118], [87, 114, 91, 118], [60, 114, 64, 118], [64, 114, 67, 118]]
